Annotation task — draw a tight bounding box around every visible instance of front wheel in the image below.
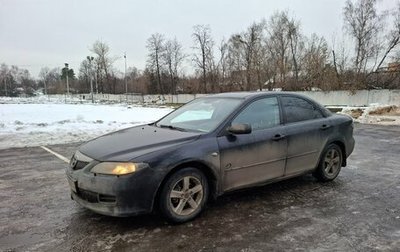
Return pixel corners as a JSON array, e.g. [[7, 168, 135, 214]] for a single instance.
[[314, 144, 343, 182], [159, 167, 208, 223]]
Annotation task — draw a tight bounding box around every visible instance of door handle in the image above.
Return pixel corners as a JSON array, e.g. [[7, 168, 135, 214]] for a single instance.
[[272, 134, 286, 141], [320, 124, 332, 130]]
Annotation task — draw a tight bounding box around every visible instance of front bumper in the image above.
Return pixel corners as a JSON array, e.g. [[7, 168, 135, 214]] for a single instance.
[[70, 190, 148, 217], [66, 164, 163, 217]]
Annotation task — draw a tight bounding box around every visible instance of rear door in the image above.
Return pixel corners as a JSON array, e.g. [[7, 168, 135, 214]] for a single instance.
[[280, 95, 332, 175], [217, 96, 287, 191]]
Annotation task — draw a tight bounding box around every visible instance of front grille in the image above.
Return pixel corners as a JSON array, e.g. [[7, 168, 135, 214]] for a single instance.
[[77, 188, 116, 204], [99, 194, 116, 203], [78, 188, 98, 203]]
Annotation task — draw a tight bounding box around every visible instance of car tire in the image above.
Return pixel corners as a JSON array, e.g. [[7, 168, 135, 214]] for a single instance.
[[313, 143, 343, 182], [159, 167, 209, 223]]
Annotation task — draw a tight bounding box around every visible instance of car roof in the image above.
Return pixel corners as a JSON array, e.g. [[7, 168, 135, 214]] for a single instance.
[[205, 91, 332, 117], [207, 91, 298, 99]]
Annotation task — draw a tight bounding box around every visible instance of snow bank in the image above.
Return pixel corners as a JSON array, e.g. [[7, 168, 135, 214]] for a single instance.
[[0, 103, 173, 149], [0, 95, 88, 104], [338, 104, 400, 125]]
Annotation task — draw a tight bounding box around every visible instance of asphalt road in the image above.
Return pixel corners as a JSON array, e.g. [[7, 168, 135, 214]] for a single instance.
[[1, 124, 399, 252]]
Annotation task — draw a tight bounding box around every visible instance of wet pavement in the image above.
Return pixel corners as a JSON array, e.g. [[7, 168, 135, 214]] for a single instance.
[[0, 124, 399, 251]]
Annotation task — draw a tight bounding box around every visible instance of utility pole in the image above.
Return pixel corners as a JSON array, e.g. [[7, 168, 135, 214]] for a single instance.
[[65, 63, 70, 95], [124, 52, 128, 102], [87, 56, 95, 103]]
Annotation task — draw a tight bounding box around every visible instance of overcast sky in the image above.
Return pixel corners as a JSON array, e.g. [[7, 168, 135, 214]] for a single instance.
[[0, 0, 398, 78]]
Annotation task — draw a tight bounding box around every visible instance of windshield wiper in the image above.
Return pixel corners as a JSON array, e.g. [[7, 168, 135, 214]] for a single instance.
[[158, 124, 187, 132]]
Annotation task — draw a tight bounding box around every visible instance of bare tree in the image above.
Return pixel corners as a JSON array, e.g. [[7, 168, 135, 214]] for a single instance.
[[0, 64, 38, 96], [146, 33, 165, 94], [90, 40, 115, 93], [217, 38, 229, 89], [287, 18, 303, 85], [192, 25, 215, 93], [303, 34, 329, 90], [343, 0, 381, 74], [127, 66, 139, 93], [163, 38, 185, 94], [266, 11, 291, 88], [373, 1, 400, 72], [227, 36, 246, 90], [78, 59, 92, 92], [251, 20, 270, 91], [233, 22, 264, 91], [253, 39, 270, 91], [43, 68, 62, 94], [39, 67, 51, 94], [0, 64, 11, 96]]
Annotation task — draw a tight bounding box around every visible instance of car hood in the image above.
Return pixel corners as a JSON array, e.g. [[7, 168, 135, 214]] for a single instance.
[[79, 125, 201, 162]]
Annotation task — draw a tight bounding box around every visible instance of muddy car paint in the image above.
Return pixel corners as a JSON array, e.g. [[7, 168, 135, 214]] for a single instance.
[[65, 92, 355, 218]]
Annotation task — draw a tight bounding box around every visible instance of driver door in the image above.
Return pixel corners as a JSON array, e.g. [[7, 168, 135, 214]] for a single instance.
[[217, 96, 287, 192]]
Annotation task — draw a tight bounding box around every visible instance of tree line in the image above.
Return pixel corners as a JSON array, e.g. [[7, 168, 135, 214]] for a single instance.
[[1, 0, 400, 97]]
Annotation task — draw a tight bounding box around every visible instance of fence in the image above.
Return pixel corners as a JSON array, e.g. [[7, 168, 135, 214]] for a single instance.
[[144, 90, 400, 106], [35, 89, 400, 107], [298, 89, 400, 107]]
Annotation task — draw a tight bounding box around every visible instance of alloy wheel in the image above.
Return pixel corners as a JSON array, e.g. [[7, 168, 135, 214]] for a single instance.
[[169, 176, 204, 216], [324, 148, 341, 177]]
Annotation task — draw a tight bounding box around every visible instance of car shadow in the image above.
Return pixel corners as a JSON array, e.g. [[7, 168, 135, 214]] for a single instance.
[[57, 173, 348, 251], [65, 173, 343, 233]]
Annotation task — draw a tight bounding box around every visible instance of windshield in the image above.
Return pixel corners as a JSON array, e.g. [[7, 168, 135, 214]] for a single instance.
[[156, 97, 242, 133]]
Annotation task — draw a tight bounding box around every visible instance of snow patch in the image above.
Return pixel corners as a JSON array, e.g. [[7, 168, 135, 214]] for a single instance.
[[0, 103, 173, 149], [338, 104, 400, 125]]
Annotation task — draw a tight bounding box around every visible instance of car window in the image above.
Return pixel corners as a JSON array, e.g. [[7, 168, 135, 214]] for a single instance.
[[232, 97, 280, 131], [281, 96, 324, 123], [171, 104, 214, 123], [157, 98, 242, 132]]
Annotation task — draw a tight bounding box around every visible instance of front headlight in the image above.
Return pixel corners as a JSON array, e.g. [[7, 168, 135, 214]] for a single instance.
[[90, 162, 148, 175]]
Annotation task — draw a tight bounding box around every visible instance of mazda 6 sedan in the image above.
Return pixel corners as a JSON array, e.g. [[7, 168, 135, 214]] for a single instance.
[[66, 92, 355, 223]]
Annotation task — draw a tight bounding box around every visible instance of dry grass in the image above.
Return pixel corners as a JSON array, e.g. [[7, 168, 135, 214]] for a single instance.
[[369, 105, 400, 116], [349, 108, 364, 119]]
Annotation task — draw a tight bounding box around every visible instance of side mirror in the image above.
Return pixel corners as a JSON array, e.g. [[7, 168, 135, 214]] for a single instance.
[[227, 123, 252, 135]]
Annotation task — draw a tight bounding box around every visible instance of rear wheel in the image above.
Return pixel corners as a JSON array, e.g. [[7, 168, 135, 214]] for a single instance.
[[314, 144, 343, 182], [159, 167, 208, 223]]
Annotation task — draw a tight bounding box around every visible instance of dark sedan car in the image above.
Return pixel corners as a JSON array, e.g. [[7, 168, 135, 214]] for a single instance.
[[66, 92, 355, 223]]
